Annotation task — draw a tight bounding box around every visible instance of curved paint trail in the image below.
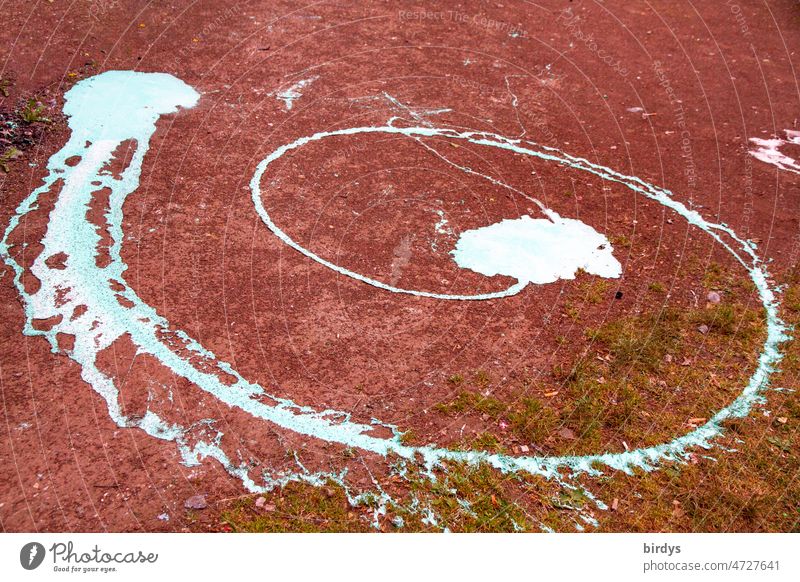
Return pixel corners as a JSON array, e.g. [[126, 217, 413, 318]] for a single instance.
[[1, 72, 790, 507], [250, 124, 622, 297]]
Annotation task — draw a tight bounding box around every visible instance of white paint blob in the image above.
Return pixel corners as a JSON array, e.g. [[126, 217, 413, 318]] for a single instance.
[[749, 130, 800, 174], [62, 70, 199, 142], [451, 214, 621, 285]]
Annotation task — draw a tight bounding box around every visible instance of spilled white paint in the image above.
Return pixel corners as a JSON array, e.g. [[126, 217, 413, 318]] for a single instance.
[[451, 214, 621, 285], [749, 129, 800, 174], [248, 123, 622, 299], [430, 209, 455, 252], [433, 210, 452, 236], [1, 71, 790, 529], [274, 75, 318, 111]]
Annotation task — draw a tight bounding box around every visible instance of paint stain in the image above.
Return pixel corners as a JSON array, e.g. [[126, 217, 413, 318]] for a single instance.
[[451, 214, 621, 285], [749, 130, 800, 174], [274, 76, 319, 111]]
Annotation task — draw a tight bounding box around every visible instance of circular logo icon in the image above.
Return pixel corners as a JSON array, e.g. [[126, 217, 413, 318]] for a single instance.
[[20, 542, 46, 570]]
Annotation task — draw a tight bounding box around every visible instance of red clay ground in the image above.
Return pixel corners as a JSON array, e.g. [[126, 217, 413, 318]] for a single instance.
[[1, 1, 799, 532]]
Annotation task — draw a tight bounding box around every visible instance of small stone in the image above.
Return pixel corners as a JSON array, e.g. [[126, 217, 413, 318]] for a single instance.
[[611, 498, 619, 511], [157, 512, 170, 521], [558, 427, 576, 440], [255, 497, 266, 508], [664, 354, 673, 363], [184, 494, 207, 510], [707, 291, 721, 304], [777, 417, 788, 424], [520, 445, 530, 453], [698, 324, 709, 334]]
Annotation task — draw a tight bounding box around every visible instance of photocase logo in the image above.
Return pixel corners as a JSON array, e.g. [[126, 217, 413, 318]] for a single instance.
[[20, 542, 46, 570]]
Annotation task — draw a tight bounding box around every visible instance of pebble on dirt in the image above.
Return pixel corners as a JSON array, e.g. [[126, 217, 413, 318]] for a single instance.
[[558, 427, 576, 440], [184, 494, 207, 510]]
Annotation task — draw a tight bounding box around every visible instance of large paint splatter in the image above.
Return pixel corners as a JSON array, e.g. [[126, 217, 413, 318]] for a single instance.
[[1, 71, 790, 527]]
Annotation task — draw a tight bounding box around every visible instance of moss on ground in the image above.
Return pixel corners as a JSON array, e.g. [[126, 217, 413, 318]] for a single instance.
[[218, 481, 371, 533], [435, 296, 766, 456]]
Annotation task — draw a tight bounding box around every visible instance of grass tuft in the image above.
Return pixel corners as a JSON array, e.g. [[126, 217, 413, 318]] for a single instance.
[[19, 98, 50, 124]]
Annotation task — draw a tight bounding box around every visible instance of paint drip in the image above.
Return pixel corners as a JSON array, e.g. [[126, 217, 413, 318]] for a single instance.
[[274, 76, 319, 111]]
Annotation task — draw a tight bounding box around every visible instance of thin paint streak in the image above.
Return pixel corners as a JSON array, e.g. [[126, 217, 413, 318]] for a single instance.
[[274, 76, 318, 111], [1, 73, 789, 522], [381, 92, 451, 127]]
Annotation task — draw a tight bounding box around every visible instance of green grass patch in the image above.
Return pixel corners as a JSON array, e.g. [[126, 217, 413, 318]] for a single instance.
[[587, 309, 683, 372], [220, 481, 370, 533], [19, 98, 50, 124], [435, 389, 507, 419], [0, 147, 21, 173]]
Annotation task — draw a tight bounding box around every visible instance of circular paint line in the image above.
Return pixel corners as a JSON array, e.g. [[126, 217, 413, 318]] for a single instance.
[[250, 126, 622, 296], [249, 122, 789, 476], [1, 71, 789, 494]]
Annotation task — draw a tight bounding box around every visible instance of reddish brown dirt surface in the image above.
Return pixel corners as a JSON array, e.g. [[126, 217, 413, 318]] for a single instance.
[[1, 1, 799, 532]]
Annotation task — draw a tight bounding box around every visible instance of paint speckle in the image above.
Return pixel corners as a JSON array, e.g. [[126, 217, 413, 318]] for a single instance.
[[274, 76, 319, 111]]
